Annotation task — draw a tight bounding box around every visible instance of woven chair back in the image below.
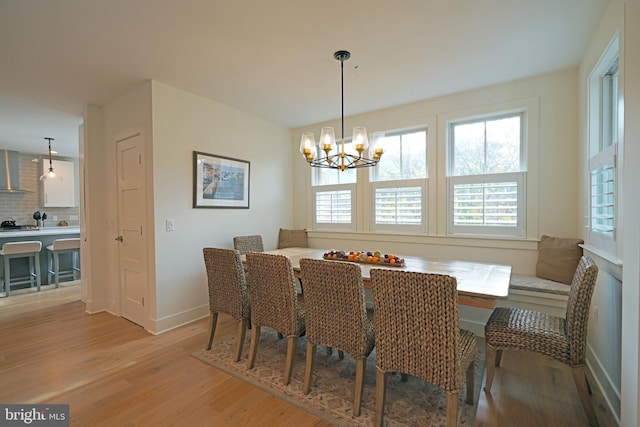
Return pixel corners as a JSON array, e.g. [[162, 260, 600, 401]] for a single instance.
[[565, 256, 599, 365], [371, 269, 462, 392], [245, 252, 303, 336], [299, 258, 374, 358], [233, 235, 264, 254], [202, 247, 250, 321]]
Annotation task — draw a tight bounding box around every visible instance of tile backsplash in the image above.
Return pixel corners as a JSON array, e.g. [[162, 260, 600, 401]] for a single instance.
[[0, 154, 80, 226]]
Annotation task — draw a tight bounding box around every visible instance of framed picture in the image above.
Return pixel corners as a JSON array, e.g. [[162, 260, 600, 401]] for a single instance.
[[193, 151, 250, 209]]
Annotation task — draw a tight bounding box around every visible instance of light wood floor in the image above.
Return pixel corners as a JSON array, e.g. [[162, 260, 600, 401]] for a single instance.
[[0, 287, 617, 426]]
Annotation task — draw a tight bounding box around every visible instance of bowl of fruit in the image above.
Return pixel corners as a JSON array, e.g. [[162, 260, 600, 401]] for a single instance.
[[322, 250, 405, 266]]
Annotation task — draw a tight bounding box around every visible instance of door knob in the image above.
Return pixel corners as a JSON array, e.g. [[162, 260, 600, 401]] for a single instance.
[[115, 235, 123, 242]]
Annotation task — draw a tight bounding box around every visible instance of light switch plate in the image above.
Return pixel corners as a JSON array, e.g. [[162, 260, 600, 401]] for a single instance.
[[166, 219, 175, 232]]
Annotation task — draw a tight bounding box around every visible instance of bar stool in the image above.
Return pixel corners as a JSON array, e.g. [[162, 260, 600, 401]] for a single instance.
[[0, 241, 43, 296], [46, 238, 81, 287]]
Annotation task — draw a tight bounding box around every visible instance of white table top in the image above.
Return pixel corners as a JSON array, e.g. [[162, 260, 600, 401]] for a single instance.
[[256, 247, 512, 309]]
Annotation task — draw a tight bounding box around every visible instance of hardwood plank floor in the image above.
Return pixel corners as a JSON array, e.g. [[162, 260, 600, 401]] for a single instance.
[[0, 286, 617, 426]]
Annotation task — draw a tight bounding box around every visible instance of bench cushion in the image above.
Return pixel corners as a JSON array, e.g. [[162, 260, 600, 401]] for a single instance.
[[510, 274, 571, 296]]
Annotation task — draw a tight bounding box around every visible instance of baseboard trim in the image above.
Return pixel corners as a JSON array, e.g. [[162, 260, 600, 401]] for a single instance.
[[587, 343, 621, 425], [151, 304, 210, 335]]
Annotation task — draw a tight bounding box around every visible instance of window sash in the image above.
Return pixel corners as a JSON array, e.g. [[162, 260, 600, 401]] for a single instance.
[[371, 129, 428, 182], [588, 143, 616, 248], [312, 184, 356, 231], [371, 179, 427, 233], [586, 39, 618, 256], [449, 113, 524, 176], [447, 172, 525, 237]]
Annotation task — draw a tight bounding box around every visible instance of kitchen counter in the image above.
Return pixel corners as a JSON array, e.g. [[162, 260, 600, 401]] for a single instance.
[[0, 226, 80, 238]]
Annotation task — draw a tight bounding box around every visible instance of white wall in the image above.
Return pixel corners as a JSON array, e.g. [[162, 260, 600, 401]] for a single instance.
[[579, 0, 625, 422], [150, 81, 293, 332], [82, 104, 106, 313], [620, 0, 640, 425], [83, 82, 154, 321]]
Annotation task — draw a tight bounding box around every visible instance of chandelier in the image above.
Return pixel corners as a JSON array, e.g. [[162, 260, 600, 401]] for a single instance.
[[39, 137, 56, 181], [299, 50, 384, 171]]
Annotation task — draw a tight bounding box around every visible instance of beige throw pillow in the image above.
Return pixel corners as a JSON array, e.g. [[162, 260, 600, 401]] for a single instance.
[[535, 235, 584, 285], [278, 228, 308, 249]]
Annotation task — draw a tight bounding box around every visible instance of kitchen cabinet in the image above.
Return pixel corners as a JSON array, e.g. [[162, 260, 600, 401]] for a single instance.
[[43, 160, 76, 207]]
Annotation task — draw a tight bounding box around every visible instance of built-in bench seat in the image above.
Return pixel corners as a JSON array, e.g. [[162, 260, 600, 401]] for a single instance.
[[497, 273, 570, 318], [509, 273, 570, 296]]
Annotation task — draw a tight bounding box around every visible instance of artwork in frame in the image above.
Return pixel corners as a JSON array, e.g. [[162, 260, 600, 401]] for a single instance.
[[193, 151, 250, 209]]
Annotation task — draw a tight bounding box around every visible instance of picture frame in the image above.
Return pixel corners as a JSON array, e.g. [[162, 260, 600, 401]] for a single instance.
[[193, 151, 250, 209]]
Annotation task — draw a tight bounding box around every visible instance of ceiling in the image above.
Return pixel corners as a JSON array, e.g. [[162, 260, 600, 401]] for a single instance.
[[0, 0, 608, 158]]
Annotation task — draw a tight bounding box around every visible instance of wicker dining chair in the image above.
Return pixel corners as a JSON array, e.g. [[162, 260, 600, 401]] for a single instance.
[[202, 248, 251, 362], [298, 258, 375, 416], [484, 255, 599, 427], [233, 235, 264, 254], [370, 269, 476, 427], [245, 252, 305, 385]]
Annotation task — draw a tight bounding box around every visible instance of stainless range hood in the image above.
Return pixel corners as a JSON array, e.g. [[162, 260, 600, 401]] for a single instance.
[[0, 150, 28, 193]]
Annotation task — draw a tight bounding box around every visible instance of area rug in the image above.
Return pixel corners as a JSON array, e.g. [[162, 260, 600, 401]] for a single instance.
[[191, 329, 485, 426]]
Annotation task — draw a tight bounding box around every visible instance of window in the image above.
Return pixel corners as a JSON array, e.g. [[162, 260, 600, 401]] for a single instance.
[[587, 37, 619, 256], [370, 130, 427, 232], [313, 186, 354, 227], [447, 114, 526, 237], [311, 140, 357, 231]]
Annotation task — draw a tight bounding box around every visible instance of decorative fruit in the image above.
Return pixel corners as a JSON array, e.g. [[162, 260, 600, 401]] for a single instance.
[[322, 250, 404, 266]]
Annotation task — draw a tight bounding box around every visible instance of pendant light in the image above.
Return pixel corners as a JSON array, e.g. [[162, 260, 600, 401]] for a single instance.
[[300, 50, 384, 171], [40, 137, 56, 181]]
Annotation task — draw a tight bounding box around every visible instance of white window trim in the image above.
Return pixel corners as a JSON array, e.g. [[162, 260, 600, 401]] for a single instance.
[[370, 178, 427, 234], [586, 33, 619, 259], [588, 153, 616, 252], [311, 183, 357, 231], [436, 98, 539, 239]]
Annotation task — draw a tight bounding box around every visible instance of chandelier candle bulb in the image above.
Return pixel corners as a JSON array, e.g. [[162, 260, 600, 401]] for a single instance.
[[299, 134, 316, 162]]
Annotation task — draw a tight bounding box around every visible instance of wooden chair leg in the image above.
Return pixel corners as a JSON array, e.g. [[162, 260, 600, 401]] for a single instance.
[[353, 357, 366, 416], [234, 318, 248, 362], [283, 336, 298, 385], [206, 312, 218, 350], [446, 392, 459, 427], [484, 344, 497, 392], [495, 349, 503, 366], [247, 324, 261, 369], [572, 366, 600, 427], [466, 361, 475, 404], [303, 342, 316, 394], [375, 368, 386, 427]]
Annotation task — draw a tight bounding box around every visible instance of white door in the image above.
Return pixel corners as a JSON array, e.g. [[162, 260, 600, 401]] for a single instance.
[[116, 130, 149, 327]]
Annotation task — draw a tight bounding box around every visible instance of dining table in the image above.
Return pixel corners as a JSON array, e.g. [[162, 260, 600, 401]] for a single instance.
[[245, 247, 511, 309]]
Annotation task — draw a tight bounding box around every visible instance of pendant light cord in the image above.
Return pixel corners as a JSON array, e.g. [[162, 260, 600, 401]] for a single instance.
[[45, 137, 54, 172], [340, 54, 344, 142]]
